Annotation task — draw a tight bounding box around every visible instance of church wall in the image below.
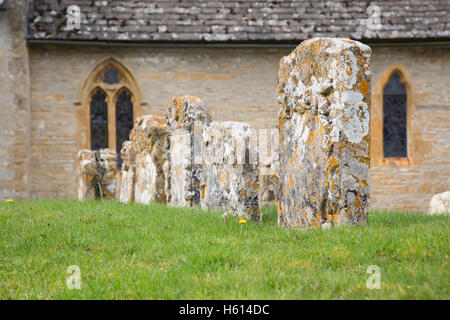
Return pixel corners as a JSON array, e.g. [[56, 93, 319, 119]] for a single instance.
[[26, 44, 450, 210], [0, 0, 31, 200], [370, 46, 450, 211]]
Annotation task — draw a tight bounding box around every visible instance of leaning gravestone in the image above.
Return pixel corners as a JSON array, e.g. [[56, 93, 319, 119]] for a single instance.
[[276, 38, 372, 228]]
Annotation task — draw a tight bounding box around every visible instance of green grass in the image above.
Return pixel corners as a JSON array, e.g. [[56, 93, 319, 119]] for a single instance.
[[0, 200, 448, 299]]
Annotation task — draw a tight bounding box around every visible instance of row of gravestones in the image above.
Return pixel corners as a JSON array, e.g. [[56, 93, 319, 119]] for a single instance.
[[77, 95, 263, 222], [76, 38, 374, 228]]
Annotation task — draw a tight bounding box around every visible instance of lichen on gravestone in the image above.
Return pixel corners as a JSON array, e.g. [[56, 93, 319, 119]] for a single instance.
[[119, 140, 136, 204], [276, 38, 372, 229], [76, 148, 118, 201], [200, 121, 261, 222], [130, 115, 170, 204], [165, 95, 211, 207]]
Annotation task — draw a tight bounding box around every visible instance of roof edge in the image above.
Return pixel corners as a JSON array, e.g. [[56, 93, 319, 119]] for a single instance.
[[26, 38, 450, 48]]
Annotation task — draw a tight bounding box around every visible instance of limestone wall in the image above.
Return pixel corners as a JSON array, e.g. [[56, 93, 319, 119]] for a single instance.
[[277, 38, 371, 228], [0, 0, 31, 200], [3, 41, 445, 210]]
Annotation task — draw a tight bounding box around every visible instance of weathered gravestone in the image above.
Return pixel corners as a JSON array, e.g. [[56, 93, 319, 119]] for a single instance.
[[165, 95, 211, 207], [429, 191, 450, 215], [276, 38, 371, 228], [130, 115, 170, 204], [76, 148, 117, 200], [201, 121, 261, 222], [119, 140, 136, 204], [258, 129, 280, 205], [77, 149, 97, 200]]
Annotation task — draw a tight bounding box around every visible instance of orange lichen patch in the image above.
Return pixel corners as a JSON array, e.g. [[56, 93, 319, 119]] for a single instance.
[[276, 200, 282, 213], [286, 176, 294, 192], [307, 130, 315, 145], [360, 79, 369, 96], [201, 185, 206, 198], [253, 182, 260, 190], [220, 172, 227, 184], [240, 189, 248, 198], [326, 156, 340, 177]]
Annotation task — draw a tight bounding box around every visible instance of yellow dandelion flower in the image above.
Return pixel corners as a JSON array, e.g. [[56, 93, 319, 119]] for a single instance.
[[6, 199, 14, 203], [239, 219, 247, 224]]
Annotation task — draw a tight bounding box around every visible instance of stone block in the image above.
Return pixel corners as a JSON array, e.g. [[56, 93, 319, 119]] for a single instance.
[[429, 191, 450, 215], [131, 115, 170, 204], [76, 148, 117, 200], [76, 149, 97, 200], [165, 95, 211, 207], [200, 121, 261, 221], [258, 128, 279, 205], [165, 95, 212, 130], [276, 38, 372, 228], [97, 149, 118, 200], [119, 140, 136, 204]]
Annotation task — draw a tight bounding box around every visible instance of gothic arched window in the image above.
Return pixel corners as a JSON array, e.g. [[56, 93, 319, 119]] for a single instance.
[[383, 72, 407, 158], [76, 57, 147, 168], [115, 89, 134, 168], [90, 88, 108, 150]]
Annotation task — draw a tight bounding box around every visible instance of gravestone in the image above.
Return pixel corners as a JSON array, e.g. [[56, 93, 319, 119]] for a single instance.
[[165, 95, 211, 207], [130, 115, 170, 204], [201, 121, 261, 222], [119, 140, 136, 204], [76, 148, 117, 200], [276, 38, 372, 228]]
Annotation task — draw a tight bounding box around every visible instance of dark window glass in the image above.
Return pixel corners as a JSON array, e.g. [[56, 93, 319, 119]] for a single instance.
[[103, 67, 120, 85], [90, 89, 109, 150], [383, 72, 407, 158], [115, 89, 134, 168]]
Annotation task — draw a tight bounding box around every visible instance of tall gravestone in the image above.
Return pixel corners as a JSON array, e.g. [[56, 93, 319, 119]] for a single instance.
[[165, 96, 211, 207], [276, 38, 372, 228]]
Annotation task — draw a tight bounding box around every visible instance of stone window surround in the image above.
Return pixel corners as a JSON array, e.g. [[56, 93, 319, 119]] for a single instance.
[[74, 57, 147, 152], [371, 64, 418, 167]]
